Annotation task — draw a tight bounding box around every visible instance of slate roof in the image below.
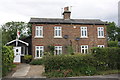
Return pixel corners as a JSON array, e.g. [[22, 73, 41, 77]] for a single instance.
[[29, 18, 107, 25]]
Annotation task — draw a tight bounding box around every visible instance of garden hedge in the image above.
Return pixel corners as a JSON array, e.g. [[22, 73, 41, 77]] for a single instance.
[[91, 47, 120, 70], [2, 46, 14, 76], [44, 47, 120, 77], [30, 59, 44, 65], [44, 54, 97, 76]]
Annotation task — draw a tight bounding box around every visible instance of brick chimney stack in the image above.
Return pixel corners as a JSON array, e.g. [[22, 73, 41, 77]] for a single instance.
[[63, 7, 71, 20]]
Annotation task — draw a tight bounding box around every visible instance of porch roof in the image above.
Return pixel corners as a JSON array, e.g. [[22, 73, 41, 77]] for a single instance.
[[6, 39, 29, 46]]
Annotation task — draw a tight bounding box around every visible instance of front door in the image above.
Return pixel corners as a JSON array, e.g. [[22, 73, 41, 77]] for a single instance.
[[13, 47, 21, 63]]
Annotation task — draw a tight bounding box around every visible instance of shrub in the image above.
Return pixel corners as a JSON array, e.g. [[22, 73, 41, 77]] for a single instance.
[[91, 47, 120, 70], [44, 69, 74, 78], [2, 46, 14, 76], [24, 55, 32, 63], [108, 41, 118, 47], [66, 46, 74, 55], [47, 45, 54, 55], [44, 54, 96, 76], [44, 47, 120, 77], [30, 59, 44, 65], [79, 66, 96, 76]]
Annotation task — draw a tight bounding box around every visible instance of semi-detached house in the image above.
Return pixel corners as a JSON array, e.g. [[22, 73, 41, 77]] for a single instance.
[[29, 7, 107, 59]]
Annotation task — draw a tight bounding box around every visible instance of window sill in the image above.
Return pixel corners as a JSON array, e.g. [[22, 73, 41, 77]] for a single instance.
[[98, 37, 105, 38], [54, 36, 63, 38], [34, 57, 42, 59], [34, 36, 44, 38], [80, 37, 88, 38]]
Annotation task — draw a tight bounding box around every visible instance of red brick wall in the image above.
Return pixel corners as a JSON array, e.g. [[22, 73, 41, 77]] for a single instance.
[[32, 24, 107, 57]]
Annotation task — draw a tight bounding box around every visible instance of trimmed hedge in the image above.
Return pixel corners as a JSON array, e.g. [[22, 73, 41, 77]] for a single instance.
[[30, 59, 44, 65], [44, 47, 120, 77], [108, 41, 118, 47], [91, 47, 120, 70], [44, 54, 97, 76], [2, 46, 14, 76]]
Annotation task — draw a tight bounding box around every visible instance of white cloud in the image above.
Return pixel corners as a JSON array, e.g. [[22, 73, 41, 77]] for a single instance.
[[0, 0, 119, 26]]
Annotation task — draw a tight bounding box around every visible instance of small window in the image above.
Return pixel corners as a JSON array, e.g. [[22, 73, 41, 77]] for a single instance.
[[35, 46, 44, 58], [54, 46, 62, 55], [97, 27, 104, 38], [54, 27, 62, 38], [98, 45, 104, 48], [16, 49, 18, 52], [80, 27, 87, 38], [81, 45, 88, 54], [35, 26, 43, 38]]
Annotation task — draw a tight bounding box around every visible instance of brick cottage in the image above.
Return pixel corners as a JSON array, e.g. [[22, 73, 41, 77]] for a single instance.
[[29, 7, 107, 59]]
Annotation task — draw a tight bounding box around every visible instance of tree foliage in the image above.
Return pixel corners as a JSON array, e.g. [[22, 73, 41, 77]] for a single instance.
[[107, 22, 120, 41], [2, 21, 32, 45]]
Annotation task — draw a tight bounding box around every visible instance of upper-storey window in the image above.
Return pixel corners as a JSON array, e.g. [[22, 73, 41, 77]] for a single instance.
[[97, 27, 104, 38], [81, 27, 88, 38], [35, 26, 43, 38], [54, 27, 62, 38]]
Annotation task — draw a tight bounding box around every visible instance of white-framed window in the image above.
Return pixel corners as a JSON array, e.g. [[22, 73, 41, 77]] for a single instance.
[[98, 45, 105, 48], [35, 46, 44, 58], [80, 27, 88, 38], [54, 27, 62, 38], [81, 45, 88, 54], [35, 26, 43, 38], [97, 27, 104, 38], [54, 46, 62, 55]]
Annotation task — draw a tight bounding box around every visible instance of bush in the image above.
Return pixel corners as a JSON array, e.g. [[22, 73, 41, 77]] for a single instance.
[[24, 55, 32, 63], [44, 47, 120, 77], [30, 59, 44, 65], [66, 46, 74, 55], [108, 41, 118, 47], [2, 46, 14, 76], [79, 66, 96, 76], [91, 47, 120, 70], [44, 69, 74, 78], [44, 54, 96, 76]]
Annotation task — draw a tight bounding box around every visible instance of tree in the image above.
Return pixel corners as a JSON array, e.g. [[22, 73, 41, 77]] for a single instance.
[[106, 22, 120, 41], [2, 21, 32, 45]]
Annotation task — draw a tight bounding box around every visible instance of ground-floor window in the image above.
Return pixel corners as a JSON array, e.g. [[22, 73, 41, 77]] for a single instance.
[[35, 46, 44, 58], [81, 45, 88, 54], [98, 45, 104, 48], [54, 46, 62, 55]]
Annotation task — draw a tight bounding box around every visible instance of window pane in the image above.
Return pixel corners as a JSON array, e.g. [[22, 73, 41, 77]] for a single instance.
[[58, 30, 60, 36], [84, 30, 87, 36], [40, 50, 42, 57], [101, 31, 104, 36], [82, 46, 84, 48], [37, 50, 39, 57], [85, 49, 88, 54], [55, 50, 57, 55], [82, 49, 84, 53]]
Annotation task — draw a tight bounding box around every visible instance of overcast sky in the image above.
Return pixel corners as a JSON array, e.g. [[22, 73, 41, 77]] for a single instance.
[[0, 0, 119, 26]]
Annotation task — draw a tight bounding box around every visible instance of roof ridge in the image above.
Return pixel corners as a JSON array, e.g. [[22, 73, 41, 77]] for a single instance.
[[30, 18, 101, 21]]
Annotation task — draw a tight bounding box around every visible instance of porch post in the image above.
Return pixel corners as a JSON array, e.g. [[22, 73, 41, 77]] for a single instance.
[[26, 47, 28, 55], [16, 38, 18, 46]]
